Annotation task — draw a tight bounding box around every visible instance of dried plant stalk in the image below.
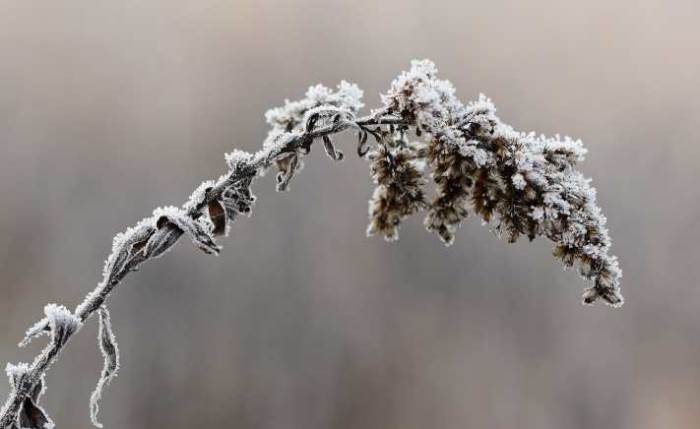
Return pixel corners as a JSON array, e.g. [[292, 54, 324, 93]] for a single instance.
[[0, 60, 621, 429]]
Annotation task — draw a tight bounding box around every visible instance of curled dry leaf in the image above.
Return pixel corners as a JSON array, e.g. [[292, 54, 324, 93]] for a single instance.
[[275, 153, 300, 192], [90, 306, 119, 428], [221, 183, 255, 220], [6, 364, 53, 429], [322, 135, 343, 161], [103, 222, 155, 285], [144, 224, 183, 259], [20, 304, 81, 350], [357, 129, 370, 157], [153, 206, 221, 255], [207, 199, 227, 236]]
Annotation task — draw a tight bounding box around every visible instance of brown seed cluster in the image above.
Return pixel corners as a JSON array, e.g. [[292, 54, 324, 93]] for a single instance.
[[366, 131, 427, 241], [376, 60, 622, 306], [423, 134, 475, 245]]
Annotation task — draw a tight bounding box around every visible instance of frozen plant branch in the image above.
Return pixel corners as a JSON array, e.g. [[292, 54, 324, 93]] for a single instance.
[[0, 60, 622, 428]]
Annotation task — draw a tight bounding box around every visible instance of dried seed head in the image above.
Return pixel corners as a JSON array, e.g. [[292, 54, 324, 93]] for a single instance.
[[366, 132, 427, 241], [379, 60, 622, 305]]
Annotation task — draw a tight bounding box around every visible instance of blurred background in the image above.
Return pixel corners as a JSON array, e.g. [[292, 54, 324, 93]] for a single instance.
[[1, 1, 699, 428]]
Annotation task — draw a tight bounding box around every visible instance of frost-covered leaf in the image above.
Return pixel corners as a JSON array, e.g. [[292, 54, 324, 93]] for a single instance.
[[17, 397, 53, 429], [221, 184, 255, 222], [357, 129, 370, 157], [275, 153, 300, 192], [44, 304, 81, 348], [152, 206, 220, 255], [18, 320, 49, 348], [20, 304, 81, 349], [322, 135, 343, 161], [207, 199, 227, 236], [144, 224, 183, 259], [305, 111, 320, 133], [183, 180, 216, 213], [90, 306, 119, 428], [5, 364, 53, 429], [203, 181, 256, 237], [101, 221, 155, 285], [302, 106, 354, 134], [261, 83, 364, 191], [225, 150, 254, 177], [6, 362, 30, 391]]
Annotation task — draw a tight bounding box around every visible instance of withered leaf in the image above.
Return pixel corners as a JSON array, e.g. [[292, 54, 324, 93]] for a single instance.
[[155, 208, 220, 255], [322, 135, 343, 161], [18, 397, 53, 429], [90, 306, 119, 428], [207, 199, 227, 236]]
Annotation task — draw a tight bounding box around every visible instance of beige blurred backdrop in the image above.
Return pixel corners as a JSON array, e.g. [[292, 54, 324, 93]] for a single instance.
[[1, 1, 699, 428]]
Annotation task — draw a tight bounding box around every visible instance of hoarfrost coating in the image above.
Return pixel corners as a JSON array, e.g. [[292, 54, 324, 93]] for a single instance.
[[0, 59, 621, 429]]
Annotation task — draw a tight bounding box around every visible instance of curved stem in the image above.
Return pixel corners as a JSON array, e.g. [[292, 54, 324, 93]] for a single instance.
[[0, 113, 408, 428]]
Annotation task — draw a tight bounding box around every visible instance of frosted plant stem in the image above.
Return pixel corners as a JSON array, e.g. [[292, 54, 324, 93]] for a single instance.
[[0, 114, 402, 429], [0, 60, 622, 428]]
